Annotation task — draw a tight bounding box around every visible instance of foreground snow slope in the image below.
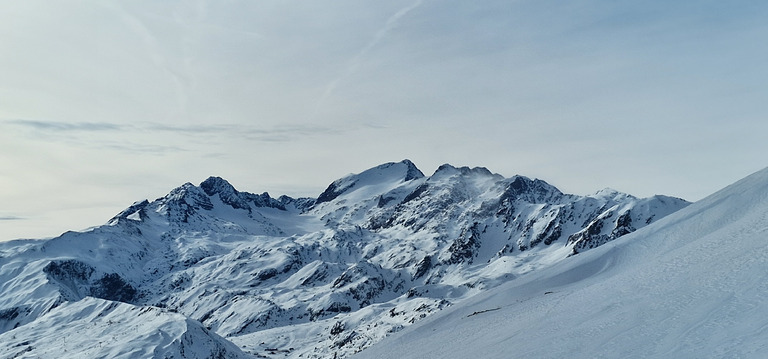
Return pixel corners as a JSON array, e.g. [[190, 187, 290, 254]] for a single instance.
[[353, 166, 768, 359]]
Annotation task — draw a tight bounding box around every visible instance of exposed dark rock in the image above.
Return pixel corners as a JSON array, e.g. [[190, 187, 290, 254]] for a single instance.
[[500, 176, 564, 205], [109, 200, 150, 223], [443, 224, 482, 265], [0, 307, 21, 322], [300, 265, 331, 286], [532, 213, 564, 247], [310, 303, 352, 321], [401, 184, 429, 205], [330, 321, 345, 335], [91, 273, 137, 303], [377, 195, 397, 208], [161, 183, 214, 222], [347, 277, 386, 307], [43, 260, 94, 282], [412, 255, 432, 280], [569, 211, 638, 254], [278, 195, 316, 212], [257, 268, 278, 281], [243, 192, 286, 210], [43, 260, 137, 303], [611, 210, 635, 237], [317, 180, 357, 204], [400, 159, 425, 181], [202, 176, 286, 211], [201, 176, 249, 210], [333, 331, 357, 348]]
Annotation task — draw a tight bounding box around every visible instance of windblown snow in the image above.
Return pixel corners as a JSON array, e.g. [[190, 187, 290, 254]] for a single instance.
[[0, 160, 697, 358]]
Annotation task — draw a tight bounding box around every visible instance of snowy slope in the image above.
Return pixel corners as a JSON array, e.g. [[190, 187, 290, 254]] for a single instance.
[[352, 166, 768, 359], [0, 160, 690, 358], [0, 297, 250, 359]]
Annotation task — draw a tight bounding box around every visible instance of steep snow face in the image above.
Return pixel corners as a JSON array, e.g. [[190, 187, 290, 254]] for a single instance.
[[0, 160, 690, 359], [310, 160, 427, 226], [352, 166, 768, 359], [314, 160, 425, 206]]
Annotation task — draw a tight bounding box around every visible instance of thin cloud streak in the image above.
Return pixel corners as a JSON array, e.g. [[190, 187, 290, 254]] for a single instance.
[[314, 0, 423, 116], [99, 143, 188, 154], [145, 123, 340, 138], [4, 119, 345, 143], [3, 119, 123, 132], [2, 118, 356, 157], [0, 216, 25, 221]]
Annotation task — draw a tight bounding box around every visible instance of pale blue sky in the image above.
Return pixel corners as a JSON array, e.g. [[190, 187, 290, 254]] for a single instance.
[[2, 0, 767, 241]]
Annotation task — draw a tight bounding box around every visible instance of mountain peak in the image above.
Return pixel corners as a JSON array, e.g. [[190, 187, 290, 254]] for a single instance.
[[399, 159, 425, 181], [200, 176, 238, 197], [199, 176, 251, 210], [316, 160, 426, 204], [164, 182, 209, 203], [590, 187, 635, 201], [432, 163, 499, 179], [498, 175, 565, 204]]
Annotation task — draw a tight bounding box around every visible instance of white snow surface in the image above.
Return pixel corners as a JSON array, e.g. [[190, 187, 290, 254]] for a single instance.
[[353, 166, 768, 359], [0, 297, 249, 359], [0, 160, 692, 358]]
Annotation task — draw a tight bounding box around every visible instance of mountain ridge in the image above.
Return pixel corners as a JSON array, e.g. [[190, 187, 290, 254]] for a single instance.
[[0, 160, 691, 358]]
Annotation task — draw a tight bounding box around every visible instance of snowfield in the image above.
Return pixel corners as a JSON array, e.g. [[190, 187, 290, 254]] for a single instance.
[[0, 160, 697, 358], [353, 166, 768, 359]]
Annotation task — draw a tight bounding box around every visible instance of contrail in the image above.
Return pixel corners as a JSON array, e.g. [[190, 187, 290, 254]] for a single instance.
[[313, 0, 424, 116], [100, 1, 192, 116]]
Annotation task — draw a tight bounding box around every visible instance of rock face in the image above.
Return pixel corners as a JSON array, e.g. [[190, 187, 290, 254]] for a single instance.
[[43, 260, 137, 302], [0, 160, 690, 358]]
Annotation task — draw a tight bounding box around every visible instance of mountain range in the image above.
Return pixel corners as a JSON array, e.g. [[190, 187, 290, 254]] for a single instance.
[[0, 160, 693, 358]]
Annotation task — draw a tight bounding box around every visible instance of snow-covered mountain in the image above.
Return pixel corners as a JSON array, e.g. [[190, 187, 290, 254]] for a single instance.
[[0, 160, 690, 358], [352, 166, 768, 359]]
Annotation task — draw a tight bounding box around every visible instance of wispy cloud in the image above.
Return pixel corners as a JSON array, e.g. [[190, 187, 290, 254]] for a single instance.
[[2, 118, 348, 155], [99, 143, 188, 154], [243, 125, 342, 142], [143, 123, 234, 134], [143, 123, 342, 142], [3, 118, 340, 139], [3, 119, 123, 132], [0, 216, 25, 221]]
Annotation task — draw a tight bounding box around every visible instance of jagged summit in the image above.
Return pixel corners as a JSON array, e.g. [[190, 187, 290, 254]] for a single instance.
[[200, 176, 251, 210], [497, 175, 566, 204], [200, 176, 239, 197], [432, 163, 500, 179], [107, 176, 288, 232], [400, 159, 425, 181]]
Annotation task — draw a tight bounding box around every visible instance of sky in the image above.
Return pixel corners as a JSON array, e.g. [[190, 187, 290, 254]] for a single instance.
[[1, 0, 767, 241]]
